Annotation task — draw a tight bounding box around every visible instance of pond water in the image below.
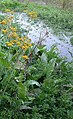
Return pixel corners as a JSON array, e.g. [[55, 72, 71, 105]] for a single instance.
[[0, 12, 73, 61]]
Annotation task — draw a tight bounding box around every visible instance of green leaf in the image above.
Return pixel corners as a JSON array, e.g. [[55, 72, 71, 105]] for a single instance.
[[20, 105, 32, 110], [26, 80, 40, 87], [46, 58, 56, 78], [0, 51, 5, 57], [0, 95, 11, 104], [18, 82, 28, 101], [8, 53, 12, 61], [41, 52, 47, 64], [37, 45, 46, 50], [28, 66, 37, 73], [28, 96, 35, 101], [0, 57, 11, 68]]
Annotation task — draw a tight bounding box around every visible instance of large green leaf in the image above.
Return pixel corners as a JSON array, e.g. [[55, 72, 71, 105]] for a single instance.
[[41, 52, 47, 64], [0, 50, 6, 57], [18, 82, 28, 101], [46, 58, 56, 78]]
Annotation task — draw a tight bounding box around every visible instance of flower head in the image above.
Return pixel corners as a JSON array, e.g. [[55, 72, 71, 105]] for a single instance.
[[6, 42, 13, 47], [22, 55, 28, 60], [8, 32, 18, 38], [0, 20, 7, 25], [2, 29, 8, 34], [10, 26, 17, 32], [5, 9, 11, 12]]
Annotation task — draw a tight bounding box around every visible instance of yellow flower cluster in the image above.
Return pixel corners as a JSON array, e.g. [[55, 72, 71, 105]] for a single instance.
[[6, 42, 13, 47], [1, 10, 32, 60], [5, 9, 14, 14], [8, 32, 18, 38], [23, 9, 38, 19], [28, 11, 38, 18], [10, 26, 17, 32], [0, 10, 14, 25], [5, 36, 32, 60], [6, 16, 14, 22], [23, 10, 28, 13], [5, 9, 11, 12]]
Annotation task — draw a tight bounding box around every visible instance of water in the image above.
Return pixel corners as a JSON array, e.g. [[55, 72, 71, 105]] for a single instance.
[[0, 12, 73, 61], [16, 12, 73, 61]]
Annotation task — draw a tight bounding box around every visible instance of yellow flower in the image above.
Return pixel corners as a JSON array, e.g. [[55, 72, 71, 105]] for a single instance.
[[10, 26, 17, 32], [28, 12, 38, 18], [21, 46, 25, 49], [23, 10, 28, 13], [10, 41, 14, 45], [28, 11, 38, 18], [7, 43, 13, 47], [28, 44, 32, 47], [27, 39, 31, 42], [22, 55, 28, 60], [18, 37, 22, 41], [21, 45, 28, 50], [5, 42, 10, 44], [9, 16, 14, 20], [10, 11, 14, 14], [12, 32, 18, 38], [25, 46, 29, 50], [2, 29, 7, 34], [16, 41, 21, 45], [8, 32, 18, 38], [13, 40, 17, 43], [24, 42, 28, 45], [1, 20, 7, 25], [5, 9, 11, 12], [23, 36, 28, 40]]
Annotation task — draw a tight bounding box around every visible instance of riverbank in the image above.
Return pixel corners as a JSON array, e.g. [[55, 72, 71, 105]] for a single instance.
[[0, 1, 73, 33]]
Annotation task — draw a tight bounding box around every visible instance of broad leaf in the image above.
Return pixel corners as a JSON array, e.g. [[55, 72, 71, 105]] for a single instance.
[[0, 58, 11, 68], [46, 58, 56, 78], [20, 105, 32, 110], [41, 52, 47, 64], [18, 82, 28, 101], [26, 80, 40, 87]]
